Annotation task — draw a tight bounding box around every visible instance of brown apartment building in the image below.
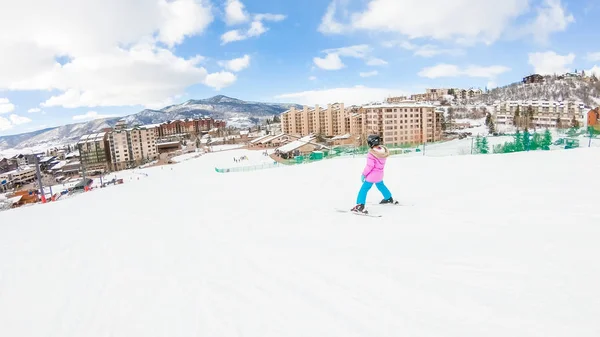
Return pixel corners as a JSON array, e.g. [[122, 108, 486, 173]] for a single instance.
[[363, 102, 442, 145], [281, 103, 353, 137], [108, 120, 159, 171], [281, 101, 442, 146]]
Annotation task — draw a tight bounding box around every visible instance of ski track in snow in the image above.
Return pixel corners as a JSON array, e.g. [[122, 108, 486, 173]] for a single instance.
[[1, 148, 600, 336]]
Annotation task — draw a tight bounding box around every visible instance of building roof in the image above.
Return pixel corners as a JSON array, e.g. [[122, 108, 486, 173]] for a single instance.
[[249, 134, 272, 144], [276, 135, 329, 154], [259, 133, 285, 144], [362, 102, 436, 108], [78, 132, 106, 145], [331, 133, 351, 140]]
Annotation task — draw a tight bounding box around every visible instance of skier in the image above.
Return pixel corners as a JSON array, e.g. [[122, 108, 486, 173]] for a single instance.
[[351, 134, 395, 214]]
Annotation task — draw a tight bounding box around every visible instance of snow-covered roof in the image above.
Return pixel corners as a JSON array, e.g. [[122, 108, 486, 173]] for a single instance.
[[78, 132, 106, 144], [50, 161, 68, 171], [331, 133, 351, 140], [276, 135, 327, 154], [259, 133, 285, 144], [139, 123, 162, 129], [362, 102, 436, 109], [249, 134, 272, 144]]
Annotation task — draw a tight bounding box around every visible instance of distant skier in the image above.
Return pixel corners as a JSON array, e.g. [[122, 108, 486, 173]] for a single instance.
[[351, 134, 395, 214]]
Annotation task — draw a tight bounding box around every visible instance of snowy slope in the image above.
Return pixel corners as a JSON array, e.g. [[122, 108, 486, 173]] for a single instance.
[[1, 148, 600, 336], [481, 77, 600, 106]]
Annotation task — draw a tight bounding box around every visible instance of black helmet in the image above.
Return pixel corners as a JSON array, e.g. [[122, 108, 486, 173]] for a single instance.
[[367, 134, 381, 148]]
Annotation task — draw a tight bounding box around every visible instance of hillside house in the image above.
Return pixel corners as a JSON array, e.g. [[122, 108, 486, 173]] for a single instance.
[[0, 158, 17, 174], [523, 74, 544, 84]]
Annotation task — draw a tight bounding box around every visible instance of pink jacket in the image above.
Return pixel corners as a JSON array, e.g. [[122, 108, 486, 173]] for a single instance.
[[362, 146, 390, 183]]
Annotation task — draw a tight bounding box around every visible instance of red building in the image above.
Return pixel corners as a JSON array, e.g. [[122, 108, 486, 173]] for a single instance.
[[156, 118, 226, 137], [588, 108, 599, 129]]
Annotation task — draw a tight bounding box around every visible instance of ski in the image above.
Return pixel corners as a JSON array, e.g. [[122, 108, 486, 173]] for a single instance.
[[335, 209, 382, 217], [367, 201, 412, 206]]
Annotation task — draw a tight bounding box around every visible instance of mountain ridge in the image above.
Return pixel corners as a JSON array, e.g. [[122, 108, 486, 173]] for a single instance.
[[0, 95, 300, 152]]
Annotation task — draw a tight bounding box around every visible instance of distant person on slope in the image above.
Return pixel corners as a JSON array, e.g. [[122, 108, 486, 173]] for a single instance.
[[351, 135, 396, 214]]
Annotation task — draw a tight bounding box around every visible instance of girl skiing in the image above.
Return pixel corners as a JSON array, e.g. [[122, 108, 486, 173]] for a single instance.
[[351, 134, 396, 214]]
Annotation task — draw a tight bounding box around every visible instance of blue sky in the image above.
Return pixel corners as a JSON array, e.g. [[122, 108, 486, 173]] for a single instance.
[[0, 0, 599, 136]]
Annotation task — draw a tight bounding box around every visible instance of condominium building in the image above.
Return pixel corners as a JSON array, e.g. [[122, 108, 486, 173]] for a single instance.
[[108, 120, 158, 171], [156, 118, 227, 138], [281, 103, 348, 137], [77, 132, 111, 173], [494, 100, 587, 128], [363, 102, 442, 145], [2, 166, 36, 185]]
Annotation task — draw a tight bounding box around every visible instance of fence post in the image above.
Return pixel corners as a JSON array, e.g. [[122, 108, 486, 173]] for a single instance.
[[470, 136, 474, 154]]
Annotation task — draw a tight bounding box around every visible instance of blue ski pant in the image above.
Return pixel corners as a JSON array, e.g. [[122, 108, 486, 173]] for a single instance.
[[357, 181, 392, 205]]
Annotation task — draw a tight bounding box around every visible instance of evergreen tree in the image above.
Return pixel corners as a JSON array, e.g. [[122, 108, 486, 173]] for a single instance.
[[514, 106, 520, 129], [493, 143, 504, 154], [474, 135, 482, 154], [542, 129, 552, 150], [556, 116, 562, 130], [480, 137, 489, 154], [514, 130, 524, 151], [530, 132, 542, 150], [272, 115, 281, 123], [523, 129, 531, 151]]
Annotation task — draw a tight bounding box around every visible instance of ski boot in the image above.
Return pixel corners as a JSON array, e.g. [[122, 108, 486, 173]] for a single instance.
[[379, 197, 398, 205], [351, 204, 368, 214]]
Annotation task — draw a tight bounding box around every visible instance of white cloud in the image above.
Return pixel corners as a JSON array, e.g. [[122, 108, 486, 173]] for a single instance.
[[359, 71, 378, 77], [366, 58, 388, 66], [387, 41, 464, 57], [204, 71, 237, 90], [318, 0, 348, 34], [320, 0, 573, 46], [254, 13, 286, 22], [72, 111, 117, 121], [0, 113, 33, 131], [418, 64, 510, 78], [221, 30, 246, 44], [274, 85, 410, 106], [309, 76, 317, 81], [9, 114, 32, 125], [324, 45, 371, 59], [220, 4, 286, 45], [528, 51, 575, 75], [27, 108, 41, 113], [314, 53, 345, 70], [218, 55, 251, 72], [0, 117, 12, 131], [0, 98, 15, 114], [224, 0, 250, 26], [519, 0, 575, 44], [586, 52, 600, 62], [313, 44, 386, 70], [0, 0, 225, 109]]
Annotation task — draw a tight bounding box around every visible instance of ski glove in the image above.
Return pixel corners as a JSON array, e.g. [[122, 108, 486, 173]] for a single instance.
[[361, 175, 365, 183]]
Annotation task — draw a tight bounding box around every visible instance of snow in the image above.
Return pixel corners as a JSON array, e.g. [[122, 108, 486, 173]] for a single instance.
[[1, 147, 600, 336], [170, 152, 203, 163]]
